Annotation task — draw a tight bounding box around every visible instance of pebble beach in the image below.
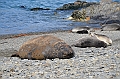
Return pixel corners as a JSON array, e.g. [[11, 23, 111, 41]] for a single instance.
[[0, 31, 120, 79]]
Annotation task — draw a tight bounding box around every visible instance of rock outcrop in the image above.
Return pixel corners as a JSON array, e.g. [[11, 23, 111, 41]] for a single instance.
[[30, 7, 50, 11], [56, 1, 96, 10], [68, 1, 120, 23], [67, 10, 90, 21]]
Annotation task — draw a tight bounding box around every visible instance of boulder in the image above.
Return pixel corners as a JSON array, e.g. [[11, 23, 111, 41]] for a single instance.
[[11, 35, 74, 60], [30, 7, 50, 11], [56, 1, 96, 10], [68, 10, 90, 21]]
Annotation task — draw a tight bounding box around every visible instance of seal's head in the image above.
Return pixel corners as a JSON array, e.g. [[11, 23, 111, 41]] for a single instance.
[[89, 32, 112, 46], [89, 32, 95, 37]]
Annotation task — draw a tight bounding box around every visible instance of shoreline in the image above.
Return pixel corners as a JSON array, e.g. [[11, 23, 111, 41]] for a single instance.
[[0, 30, 71, 39]]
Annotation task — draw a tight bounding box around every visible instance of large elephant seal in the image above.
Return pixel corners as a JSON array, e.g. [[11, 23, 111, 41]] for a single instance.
[[11, 35, 74, 60], [101, 23, 120, 31], [72, 37, 107, 48], [89, 33, 112, 46]]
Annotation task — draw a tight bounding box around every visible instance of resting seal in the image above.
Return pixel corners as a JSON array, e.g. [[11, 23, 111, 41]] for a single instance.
[[101, 23, 120, 31], [11, 35, 74, 60], [72, 37, 107, 48], [89, 33, 112, 46], [72, 26, 94, 34]]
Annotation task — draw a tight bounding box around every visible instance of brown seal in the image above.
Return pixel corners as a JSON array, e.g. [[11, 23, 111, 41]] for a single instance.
[[11, 35, 74, 60]]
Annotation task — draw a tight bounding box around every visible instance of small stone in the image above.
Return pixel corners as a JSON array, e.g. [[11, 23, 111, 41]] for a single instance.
[[10, 68, 15, 72]]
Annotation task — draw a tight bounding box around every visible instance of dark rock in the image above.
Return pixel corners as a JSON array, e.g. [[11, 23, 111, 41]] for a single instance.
[[56, 1, 96, 10], [20, 6, 25, 8], [91, 15, 109, 21], [68, 10, 90, 21], [71, 10, 86, 19], [11, 35, 74, 60], [30, 7, 50, 11]]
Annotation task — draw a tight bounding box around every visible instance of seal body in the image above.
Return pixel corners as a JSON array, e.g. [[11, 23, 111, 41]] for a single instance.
[[72, 27, 90, 34], [90, 33, 112, 46], [73, 37, 107, 48], [11, 35, 74, 60], [101, 23, 120, 31], [71, 26, 94, 34]]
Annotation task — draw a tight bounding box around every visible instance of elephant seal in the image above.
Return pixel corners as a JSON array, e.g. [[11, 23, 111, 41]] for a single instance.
[[89, 33, 112, 46], [72, 26, 94, 34], [11, 35, 74, 60], [72, 37, 107, 48], [101, 23, 120, 31]]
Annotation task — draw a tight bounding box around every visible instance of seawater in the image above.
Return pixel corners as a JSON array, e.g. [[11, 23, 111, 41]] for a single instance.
[[0, 0, 119, 35]]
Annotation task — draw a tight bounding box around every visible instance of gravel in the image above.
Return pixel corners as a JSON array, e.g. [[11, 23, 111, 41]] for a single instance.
[[0, 31, 120, 79]]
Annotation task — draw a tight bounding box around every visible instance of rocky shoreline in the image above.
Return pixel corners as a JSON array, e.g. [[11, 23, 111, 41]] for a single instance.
[[67, 1, 120, 24]]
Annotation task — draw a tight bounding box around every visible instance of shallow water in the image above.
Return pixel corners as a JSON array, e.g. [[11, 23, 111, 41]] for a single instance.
[[0, 0, 119, 35]]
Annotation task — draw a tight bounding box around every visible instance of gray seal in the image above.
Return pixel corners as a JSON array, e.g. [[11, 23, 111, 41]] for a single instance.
[[101, 23, 120, 31], [72, 37, 107, 48], [89, 32, 112, 46], [72, 26, 94, 34]]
